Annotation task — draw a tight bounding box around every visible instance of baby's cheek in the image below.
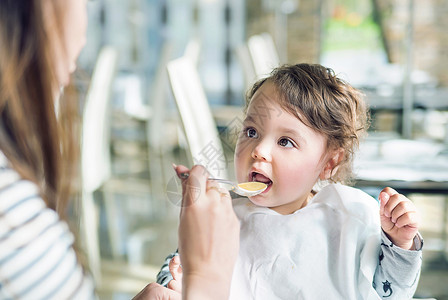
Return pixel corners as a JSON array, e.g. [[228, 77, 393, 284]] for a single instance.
[[277, 168, 303, 191], [281, 163, 318, 187], [234, 156, 246, 182], [234, 138, 251, 159]]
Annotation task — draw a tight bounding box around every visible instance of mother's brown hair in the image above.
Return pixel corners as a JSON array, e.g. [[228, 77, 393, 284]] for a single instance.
[[0, 0, 79, 217]]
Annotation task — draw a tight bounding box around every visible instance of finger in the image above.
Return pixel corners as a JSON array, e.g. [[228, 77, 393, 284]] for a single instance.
[[381, 217, 395, 232], [205, 179, 228, 200], [214, 185, 232, 203], [390, 200, 415, 223], [219, 189, 232, 202], [206, 185, 232, 204], [206, 179, 221, 192], [379, 192, 390, 215], [395, 211, 419, 229], [172, 163, 190, 179], [132, 282, 181, 300], [172, 164, 191, 204], [380, 186, 399, 197], [383, 193, 404, 218], [379, 187, 399, 212], [204, 186, 224, 208], [182, 165, 209, 207], [167, 279, 183, 294], [169, 255, 183, 281]]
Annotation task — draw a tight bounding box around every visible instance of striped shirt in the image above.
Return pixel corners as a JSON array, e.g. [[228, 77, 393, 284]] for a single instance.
[[0, 152, 96, 300]]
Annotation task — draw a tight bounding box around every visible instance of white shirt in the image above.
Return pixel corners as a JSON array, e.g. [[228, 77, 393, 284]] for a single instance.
[[229, 183, 383, 300], [155, 183, 421, 299]]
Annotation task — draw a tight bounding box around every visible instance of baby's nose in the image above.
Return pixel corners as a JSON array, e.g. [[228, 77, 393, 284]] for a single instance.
[[251, 141, 272, 162]]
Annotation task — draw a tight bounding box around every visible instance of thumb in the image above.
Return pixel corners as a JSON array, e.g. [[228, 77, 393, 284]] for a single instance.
[[379, 191, 390, 216], [172, 163, 190, 179], [181, 165, 208, 208]]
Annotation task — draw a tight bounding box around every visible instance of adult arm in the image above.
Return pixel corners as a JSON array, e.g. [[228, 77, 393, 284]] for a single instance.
[[175, 165, 240, 300]]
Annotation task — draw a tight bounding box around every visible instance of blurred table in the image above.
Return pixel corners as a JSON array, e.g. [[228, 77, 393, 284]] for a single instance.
[[355, 179, 448, 195], [354, 138, 448, 194], [363, 87, 448, 112]]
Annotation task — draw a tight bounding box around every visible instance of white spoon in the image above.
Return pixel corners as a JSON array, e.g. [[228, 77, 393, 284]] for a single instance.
[[179, 173, 267, 197]]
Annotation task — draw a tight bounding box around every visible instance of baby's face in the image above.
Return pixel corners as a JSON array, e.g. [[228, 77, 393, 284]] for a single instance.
[[234, 81, 330, 215]]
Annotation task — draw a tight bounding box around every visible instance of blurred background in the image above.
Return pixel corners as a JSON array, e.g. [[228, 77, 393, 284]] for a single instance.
[[73, 0, 448, 299]]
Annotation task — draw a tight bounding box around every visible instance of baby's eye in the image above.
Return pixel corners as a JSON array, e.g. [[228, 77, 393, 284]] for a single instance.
[[245, 127, 258, 139], [278, 138, 294, 148]]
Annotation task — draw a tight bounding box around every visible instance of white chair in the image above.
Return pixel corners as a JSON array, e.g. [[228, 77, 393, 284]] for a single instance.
[[114, 42, 177, 267], [146, 39, 201, 194], [247, 32, 280, 80], [146, 42, 174, 203], [184, 37, 201, 67], [166, 55, 228, 179], [235, 43, 258, 91], [80, 46, 118, 286]]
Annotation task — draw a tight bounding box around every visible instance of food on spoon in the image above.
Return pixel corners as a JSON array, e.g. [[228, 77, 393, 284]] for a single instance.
[[238, 181, 267, 192]]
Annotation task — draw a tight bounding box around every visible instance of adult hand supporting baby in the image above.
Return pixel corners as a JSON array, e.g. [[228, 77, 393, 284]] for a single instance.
[[132, 283, 181, 300], [174, 164, 240, 300], [379, 187, 420, 250]]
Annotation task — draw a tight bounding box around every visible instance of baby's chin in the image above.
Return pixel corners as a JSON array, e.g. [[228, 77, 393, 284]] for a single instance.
[[247, 194, 271, 208]]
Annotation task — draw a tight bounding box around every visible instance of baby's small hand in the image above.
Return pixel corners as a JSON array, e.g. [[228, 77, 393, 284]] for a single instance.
[[379, 187, 420, 250], [167, 255, 183, 293]]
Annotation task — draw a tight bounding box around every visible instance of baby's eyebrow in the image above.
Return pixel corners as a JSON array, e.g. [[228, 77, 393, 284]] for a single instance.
[[243, 115, 256, 124]]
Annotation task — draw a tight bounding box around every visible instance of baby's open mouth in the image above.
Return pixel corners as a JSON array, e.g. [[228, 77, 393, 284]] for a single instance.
[[251, 172, 273, 187]]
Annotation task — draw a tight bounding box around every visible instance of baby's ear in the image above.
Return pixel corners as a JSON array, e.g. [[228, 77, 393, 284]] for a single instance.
[[319, 148, 345, 180]]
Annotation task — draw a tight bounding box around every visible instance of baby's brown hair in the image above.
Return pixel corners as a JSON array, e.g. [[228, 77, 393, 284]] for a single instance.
[[246, 63, 370, 184]]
